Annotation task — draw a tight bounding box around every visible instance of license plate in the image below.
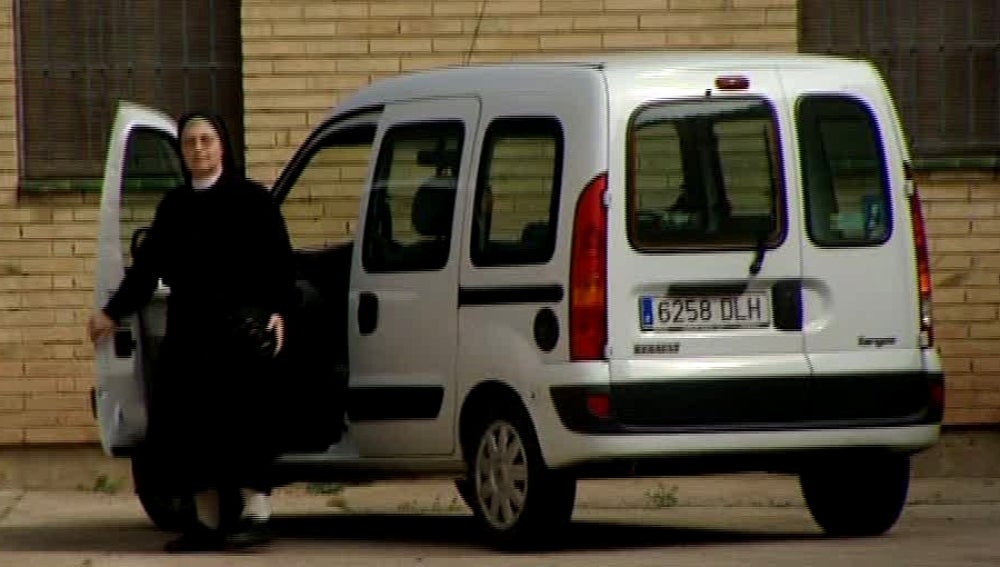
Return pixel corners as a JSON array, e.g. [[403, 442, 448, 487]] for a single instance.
[[640, 292, 771, 331]]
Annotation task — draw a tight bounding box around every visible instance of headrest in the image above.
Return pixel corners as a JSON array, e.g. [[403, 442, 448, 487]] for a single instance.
[[412, 177, 456, 237], [521, 221, 548, 247], [417, 149, 460, 170]]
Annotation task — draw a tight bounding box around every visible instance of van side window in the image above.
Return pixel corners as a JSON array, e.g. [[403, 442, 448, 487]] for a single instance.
[[798, 96, 891, 246], [362, 122, 464, 272], [627, 98, 784, 250], [472, 117, 563, 266], [280, 125, 376, 250]]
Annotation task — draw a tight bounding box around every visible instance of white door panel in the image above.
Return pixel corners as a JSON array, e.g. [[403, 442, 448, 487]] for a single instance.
[[349, 98, 480, 456], [94, 102, 179, 455], [783, 75, 919, 376]]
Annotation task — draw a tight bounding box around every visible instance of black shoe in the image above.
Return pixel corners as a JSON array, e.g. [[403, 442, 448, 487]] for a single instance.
[[164, 526, 224, 553], [224, 519, 272, 549]]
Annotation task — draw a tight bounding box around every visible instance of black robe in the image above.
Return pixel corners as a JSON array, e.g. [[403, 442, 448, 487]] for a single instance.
[[104, 173, 296, 492]]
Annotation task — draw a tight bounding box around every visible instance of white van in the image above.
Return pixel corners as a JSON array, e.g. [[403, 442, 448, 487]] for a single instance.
[[94, 52, 943, 544]]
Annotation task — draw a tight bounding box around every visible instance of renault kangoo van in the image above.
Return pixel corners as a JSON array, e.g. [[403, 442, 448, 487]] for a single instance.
[[95, 52, 943, 545]]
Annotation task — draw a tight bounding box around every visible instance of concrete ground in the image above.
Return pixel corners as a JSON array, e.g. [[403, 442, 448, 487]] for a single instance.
[[4, 473, 1000, 518], [1, 475, 1000, 566]]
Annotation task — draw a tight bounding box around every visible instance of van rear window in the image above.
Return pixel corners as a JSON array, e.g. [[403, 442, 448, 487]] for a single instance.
[[627, 97, 784, 251], [797, 96, 891, 246]]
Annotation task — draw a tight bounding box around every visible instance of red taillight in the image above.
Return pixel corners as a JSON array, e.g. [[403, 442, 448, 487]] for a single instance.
[[908, 180, 934, 347], [586, 392, 612, 420], [930, 380, 945, 418], [715, 75, 750, 90], [570, 173, 608, 361]]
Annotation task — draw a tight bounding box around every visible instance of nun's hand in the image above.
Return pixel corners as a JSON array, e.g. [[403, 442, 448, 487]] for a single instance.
[[87, 311, 116, 344], [267, 313, 285, 356]]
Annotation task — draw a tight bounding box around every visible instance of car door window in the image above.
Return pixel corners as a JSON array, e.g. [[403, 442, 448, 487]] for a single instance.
[[121, 128, 183, 264], [471, 117, 563, 266], [628, 97, 785, 250], [362, 122, 464, 272], [798, 95, 891, 246]]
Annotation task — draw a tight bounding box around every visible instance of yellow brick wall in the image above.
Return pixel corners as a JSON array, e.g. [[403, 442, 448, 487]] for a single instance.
[[0, 0, 104, 444], [919, 171, 1000, 424], [242, 0, 798, 245], [0, 0, 991, 446]]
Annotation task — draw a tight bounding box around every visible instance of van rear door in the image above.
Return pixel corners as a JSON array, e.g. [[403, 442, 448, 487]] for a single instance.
[[783, 65, 936, 425], [605, 68, 811, 430]]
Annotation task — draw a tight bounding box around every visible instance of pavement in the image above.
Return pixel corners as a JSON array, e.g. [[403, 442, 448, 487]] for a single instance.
[[2, 474, 999, 523]]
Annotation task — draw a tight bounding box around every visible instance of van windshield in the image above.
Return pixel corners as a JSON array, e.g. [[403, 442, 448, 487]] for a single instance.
[[627, 97, 784, 250]]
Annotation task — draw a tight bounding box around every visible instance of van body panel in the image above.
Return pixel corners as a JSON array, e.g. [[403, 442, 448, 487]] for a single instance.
[[452, 70, 610, 463], [603, 65, 811, 429], [779, 64, 924, 380], [348, 97, 481, 457]]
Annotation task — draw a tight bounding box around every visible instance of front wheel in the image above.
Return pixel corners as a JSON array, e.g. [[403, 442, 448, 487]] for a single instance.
[[467, 409, 576, 548], [799, 453, 910, 537], [131, 454, 196, 532]]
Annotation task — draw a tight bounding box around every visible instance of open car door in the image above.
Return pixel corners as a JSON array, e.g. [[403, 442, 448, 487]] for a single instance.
[[93, 102, 182, 456]]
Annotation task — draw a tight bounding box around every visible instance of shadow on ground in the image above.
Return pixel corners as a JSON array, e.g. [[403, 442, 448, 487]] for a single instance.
[[0, 511, 825, 554]]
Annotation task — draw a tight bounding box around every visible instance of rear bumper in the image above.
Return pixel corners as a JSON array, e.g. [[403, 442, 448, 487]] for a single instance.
[[551, 371, 943, 434], [539, 423, 941, 472]]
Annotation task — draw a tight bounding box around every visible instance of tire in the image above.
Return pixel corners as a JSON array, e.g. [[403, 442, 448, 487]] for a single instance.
[[466, 406, 576, 548], [131, 455, 196, 532], [799, 453, 910, 537], [132, 456, 246, 532]]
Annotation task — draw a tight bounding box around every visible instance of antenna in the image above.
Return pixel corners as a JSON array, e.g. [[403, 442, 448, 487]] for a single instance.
[[464, 1, 487, 66]]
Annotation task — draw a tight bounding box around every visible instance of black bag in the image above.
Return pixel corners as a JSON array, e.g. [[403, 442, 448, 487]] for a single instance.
[[226, 306, 278, 360]]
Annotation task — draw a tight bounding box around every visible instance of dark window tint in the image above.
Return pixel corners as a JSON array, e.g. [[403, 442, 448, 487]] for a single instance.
[[123, 128, 184, 193], [472, 118, 563, 266], [798, 96, 891, 246], [628, 98, 784, 250], [362, 122, 464, 272], [121, 128, 183, 265]]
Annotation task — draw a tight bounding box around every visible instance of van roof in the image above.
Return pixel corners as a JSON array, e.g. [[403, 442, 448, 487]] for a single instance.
[[331, 50, 875, 117]]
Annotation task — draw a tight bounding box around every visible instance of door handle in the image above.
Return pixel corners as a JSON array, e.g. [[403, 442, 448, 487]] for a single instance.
[[113, 328, 135, 358], [771, 280, 803, 331], [130, 226, 150, 257], [358, 292, 379, 335]]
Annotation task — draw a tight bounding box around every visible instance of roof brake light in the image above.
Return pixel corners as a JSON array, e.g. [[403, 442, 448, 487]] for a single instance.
[[715, 76, 750, 90]]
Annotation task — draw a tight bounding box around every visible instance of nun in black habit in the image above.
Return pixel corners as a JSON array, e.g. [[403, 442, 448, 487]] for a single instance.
[[88, 112, 297, 551]]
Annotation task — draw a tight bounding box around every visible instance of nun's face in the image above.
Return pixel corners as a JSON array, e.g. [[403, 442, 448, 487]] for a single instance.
[[181, 118, 223, 180]]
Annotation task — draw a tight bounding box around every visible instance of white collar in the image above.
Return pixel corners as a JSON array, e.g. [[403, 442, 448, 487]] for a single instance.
[[191, 169, 222, 191]]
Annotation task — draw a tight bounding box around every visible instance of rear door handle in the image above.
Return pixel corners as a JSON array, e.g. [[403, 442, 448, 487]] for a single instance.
[[358, 292, 379, 335], [771, 280, 803, 331]]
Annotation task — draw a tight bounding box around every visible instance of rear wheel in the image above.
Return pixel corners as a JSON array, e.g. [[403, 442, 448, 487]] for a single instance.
[[467, 406, 576, 548], [799, 453, 910, 537]]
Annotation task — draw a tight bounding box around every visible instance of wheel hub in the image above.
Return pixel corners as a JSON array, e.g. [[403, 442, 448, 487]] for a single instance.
[[474, 420, 529, 530]]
